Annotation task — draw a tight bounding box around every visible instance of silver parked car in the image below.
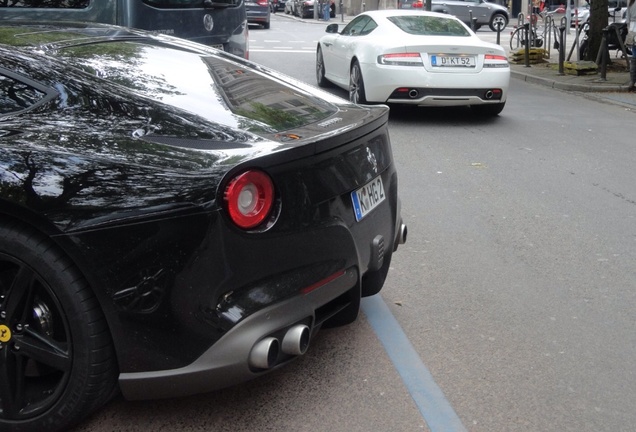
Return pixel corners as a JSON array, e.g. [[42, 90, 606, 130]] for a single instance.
[[246, 0, 271, 28], [398, 0, 509, 32]]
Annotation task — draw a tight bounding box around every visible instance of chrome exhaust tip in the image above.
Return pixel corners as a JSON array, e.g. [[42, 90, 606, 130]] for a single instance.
[[249, 337, 279, 369], [485, 90, 494, 100], [398, 223, 407, 245], [408, 89, 419, 99], [281, 324, 310, 356]]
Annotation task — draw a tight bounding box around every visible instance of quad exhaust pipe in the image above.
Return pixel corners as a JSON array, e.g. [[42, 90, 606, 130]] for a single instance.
[[394, 221, 408, 251], [397, 223, 407, 245], [248, 324, 311, 370], [249, 337, 279, 370], [282, 324, 310, 356]]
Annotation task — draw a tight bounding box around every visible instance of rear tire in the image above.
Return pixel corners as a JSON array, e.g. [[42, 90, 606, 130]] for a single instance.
[[361, 252, 392, 297], [349, 60, 367, 104], [0, 221, 117, 432], [316, 47, 331, 87], [322, 285, 361, 328]]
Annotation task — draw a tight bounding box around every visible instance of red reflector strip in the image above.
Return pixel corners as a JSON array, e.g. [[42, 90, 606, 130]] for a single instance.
[[383, 53, 421, 59], [301, 270, 345, 294], [378, 53, 423, 66]]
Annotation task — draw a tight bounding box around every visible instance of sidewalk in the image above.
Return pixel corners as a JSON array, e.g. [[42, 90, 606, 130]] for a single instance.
[[509, 48, 636, 108]]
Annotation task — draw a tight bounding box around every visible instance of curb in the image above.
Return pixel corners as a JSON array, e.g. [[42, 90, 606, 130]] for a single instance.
[[510, 68, 629, 93]]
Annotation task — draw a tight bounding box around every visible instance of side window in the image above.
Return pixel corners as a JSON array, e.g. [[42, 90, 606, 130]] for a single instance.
[[0, 74, 46, 115], [341, 16, 371, 36], [0, 0, 89, 7], [359, 19, 378, 36]]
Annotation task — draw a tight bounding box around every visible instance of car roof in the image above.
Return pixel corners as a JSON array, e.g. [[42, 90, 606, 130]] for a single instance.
[[359, 9, 460, 19]]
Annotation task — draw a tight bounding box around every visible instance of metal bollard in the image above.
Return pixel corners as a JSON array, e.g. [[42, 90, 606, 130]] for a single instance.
[[524, 22, 530, 67], [599, 27, 609, 81], [496, 20, 503, 45], [558, 25, 566, 75], [469, 10, 475, 31]]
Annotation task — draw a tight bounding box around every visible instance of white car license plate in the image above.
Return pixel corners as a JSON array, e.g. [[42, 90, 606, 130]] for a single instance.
[[431, 55, 476, 67], [351, 176, 385, 222]]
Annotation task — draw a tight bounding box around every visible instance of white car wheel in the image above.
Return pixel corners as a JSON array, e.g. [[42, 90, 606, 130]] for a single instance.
[[349, 61, 367, 104], [316, 47, 330, 87]]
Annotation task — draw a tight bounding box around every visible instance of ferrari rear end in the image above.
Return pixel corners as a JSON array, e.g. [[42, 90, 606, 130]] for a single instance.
[[0, 23, 406, 430], [118, 106, 407, 398]]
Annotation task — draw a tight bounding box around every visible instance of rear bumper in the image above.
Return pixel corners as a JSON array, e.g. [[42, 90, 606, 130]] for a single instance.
[[119, 266, 359, 400], [361, 63, 510, 104]]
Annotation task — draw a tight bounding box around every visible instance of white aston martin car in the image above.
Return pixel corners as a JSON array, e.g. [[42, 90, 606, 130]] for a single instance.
[[316, 10, 510, 116]]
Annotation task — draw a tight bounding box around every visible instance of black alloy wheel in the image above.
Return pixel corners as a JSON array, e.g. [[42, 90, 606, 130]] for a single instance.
[[0, 221, 117, 432]]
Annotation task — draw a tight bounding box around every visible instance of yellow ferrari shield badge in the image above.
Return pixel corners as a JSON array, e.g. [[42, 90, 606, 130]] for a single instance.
[[0, 324, 11, 343]]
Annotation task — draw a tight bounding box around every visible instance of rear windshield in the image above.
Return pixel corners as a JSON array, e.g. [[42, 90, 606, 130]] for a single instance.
[[387, 15, 470, 36]]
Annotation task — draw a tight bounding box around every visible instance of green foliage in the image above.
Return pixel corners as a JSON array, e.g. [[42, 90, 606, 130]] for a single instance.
[[235, 102, 306, 132], [0, 27, 79, 45]]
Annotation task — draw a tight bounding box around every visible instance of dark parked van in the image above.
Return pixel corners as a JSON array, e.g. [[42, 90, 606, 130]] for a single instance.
[[0, 0, 248, 58]]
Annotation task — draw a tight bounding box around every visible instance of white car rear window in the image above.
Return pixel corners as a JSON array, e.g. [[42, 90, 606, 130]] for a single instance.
[[387, 16, 470, 36]]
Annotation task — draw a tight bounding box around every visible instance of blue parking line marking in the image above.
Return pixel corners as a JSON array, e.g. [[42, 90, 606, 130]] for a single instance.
[[361, 295, 467, 432]]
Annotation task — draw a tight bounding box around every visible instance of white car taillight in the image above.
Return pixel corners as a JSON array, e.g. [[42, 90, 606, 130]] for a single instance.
[[377, 52, 423, 66], [224, 169, 274, 229], [484, 54, 509, 68]]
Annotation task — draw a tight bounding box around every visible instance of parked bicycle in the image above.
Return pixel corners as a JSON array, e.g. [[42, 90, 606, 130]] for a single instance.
[[509, 9, 562, 51], [578, 20, 632, 61]]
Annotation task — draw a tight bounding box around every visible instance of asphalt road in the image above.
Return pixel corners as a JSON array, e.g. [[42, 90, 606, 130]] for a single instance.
[[73, 15, 636, 432]]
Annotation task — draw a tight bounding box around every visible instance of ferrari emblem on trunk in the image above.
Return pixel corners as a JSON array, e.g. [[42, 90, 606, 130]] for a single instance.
[[367, 147, 378, 174]]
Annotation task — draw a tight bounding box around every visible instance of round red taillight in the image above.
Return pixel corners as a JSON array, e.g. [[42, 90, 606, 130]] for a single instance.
[[224, 170, 274, 229]]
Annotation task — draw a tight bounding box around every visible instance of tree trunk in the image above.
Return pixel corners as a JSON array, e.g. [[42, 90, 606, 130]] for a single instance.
[[585, 0, 609, 62]]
